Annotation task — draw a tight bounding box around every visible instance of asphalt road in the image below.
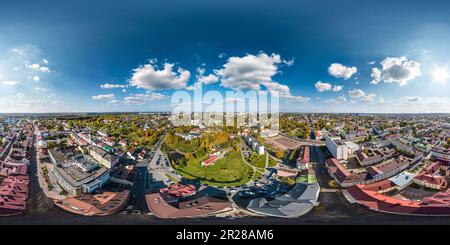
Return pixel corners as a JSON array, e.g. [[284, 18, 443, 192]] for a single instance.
[[26, 136, 55, 214]]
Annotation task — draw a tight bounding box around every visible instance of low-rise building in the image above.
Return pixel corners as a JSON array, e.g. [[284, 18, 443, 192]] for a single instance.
[[325, 135, 349, 160], [49, 149, 110, 195], [296, 146, 310, 170], [88, 146, 119, 169]]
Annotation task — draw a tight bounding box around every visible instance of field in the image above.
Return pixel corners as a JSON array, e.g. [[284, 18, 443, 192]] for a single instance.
[[173, 142, 195, 153], [265, 135, 302, 151], [172, 150, 254, 187]]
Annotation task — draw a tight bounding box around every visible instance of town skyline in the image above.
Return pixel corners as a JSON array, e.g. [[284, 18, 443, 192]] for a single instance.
[[0, 0, 449, 113]]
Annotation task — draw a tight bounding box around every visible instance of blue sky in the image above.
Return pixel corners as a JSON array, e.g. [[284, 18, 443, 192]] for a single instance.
[[0, 0, 449, 113]]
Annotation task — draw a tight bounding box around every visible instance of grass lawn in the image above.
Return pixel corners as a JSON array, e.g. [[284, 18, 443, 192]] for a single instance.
[[296, 175, 308, 183], [247, 154, 267, 169], [172, 150, 254, 187], [173, 142, 195, 153], [268, 157, 277, 167], [297, 174, 318, 183], [308, 174, 317, 183]]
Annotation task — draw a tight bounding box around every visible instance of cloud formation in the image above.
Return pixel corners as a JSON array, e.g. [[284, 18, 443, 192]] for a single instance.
[[332, 85, 343, 92], [92, 94, 115, 100], [328, 63, 357, 79], [196, 67, 218, 85], [100, 83, 127, 89], [370, 56, 421, 86], [128, 62, 190, 90], [215, 52, 308, 102], [123, 93, 167, 105], [315, 81, 332, 92]]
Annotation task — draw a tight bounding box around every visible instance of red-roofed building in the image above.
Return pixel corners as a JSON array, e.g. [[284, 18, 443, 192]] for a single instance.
[[325, 158, 369, 187], [297, 146, 310, 170], [202, 155, 218, 167], [413, 161, 449, 190], [160, 184, 196, 200], [0, 175, 29, 216], [346, 180, 450, 216]]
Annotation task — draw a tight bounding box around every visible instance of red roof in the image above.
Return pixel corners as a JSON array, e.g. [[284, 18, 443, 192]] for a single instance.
[[202, 155, 218, 166], [161, 184, 196, 198], [297, 146, 310, 165], [346, 180, 450, 215]]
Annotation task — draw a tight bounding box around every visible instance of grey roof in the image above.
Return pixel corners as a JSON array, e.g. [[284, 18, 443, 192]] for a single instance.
[[246, 182, 320, 218]]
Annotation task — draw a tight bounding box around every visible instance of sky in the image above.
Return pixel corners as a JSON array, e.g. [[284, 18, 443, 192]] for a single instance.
[[0, 0, 449, 113]]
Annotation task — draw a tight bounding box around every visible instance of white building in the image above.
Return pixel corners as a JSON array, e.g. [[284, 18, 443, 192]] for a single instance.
[[261, 129, 279, 138], [344, 141, 360, 155], [325, 135, 349, 160], [244, 135, 265, 155]]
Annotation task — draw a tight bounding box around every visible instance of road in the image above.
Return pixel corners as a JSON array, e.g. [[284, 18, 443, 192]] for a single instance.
[[133, 135, 166, 212], [26, 135, 55, 214]]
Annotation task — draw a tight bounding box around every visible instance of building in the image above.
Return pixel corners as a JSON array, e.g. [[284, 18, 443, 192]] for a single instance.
[[413, 161, 449, 190], [276, 167, 299, 178], [325, 135, 349, 160], [146, 193, 232, 218], [244, 135, 265, 155], [260, 129, 279, 138], [366, 155, 416, 182], [55, 190, 130, 216], [326, 158, 369, 187], [431, 145, 450, 162], [88, 146, 119, 169], [159, 184, 196, 201], [49, 149, 110, 195], [0, 175, 29, 216], [355, 146, 396, 166], [346, 180, 450, 216], [296, 146, 310, 170], [344, 141, 360, 155], [202, 155, 219, 167], [246, 182, 320, 218]]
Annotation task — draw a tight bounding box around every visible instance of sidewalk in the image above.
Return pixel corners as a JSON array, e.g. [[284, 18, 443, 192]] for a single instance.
[[36, 156, 66, 200]]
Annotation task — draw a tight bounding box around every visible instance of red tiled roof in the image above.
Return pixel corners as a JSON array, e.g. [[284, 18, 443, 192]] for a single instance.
[[203, 155, 218, 166]]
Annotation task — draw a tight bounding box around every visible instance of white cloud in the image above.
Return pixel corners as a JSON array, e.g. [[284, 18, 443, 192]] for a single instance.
[[401, 96, 421, 103], [123, 93, 167, 105], [370, 67, 382, 84], [283, 58, 295, 67], [3, 80, 20, 86], [92, 94, 115, 100], [360, 93, 376, 103], [27, 63, 51, 73], [35, 87, 47, 92], [216, 53, 281, 91], [216, 52, 308, 102], [326, 96, 347, 104], [348, 89, 365, 98], [328, 63, 357, 79], [371, 56, 421, 86], [332, 85, 343, 92], [100, 83, 127, 89], [39, 66, 50, 73], [28, 75, 40, 82], [315, 81, 332, 92], [196, 67, 218, 85], [128, 62, 190, 90], [348, 89, 377, 103]]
